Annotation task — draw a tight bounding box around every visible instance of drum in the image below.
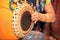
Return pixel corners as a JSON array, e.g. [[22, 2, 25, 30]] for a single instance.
[[0, 0, 34, 39], [12, 3, 34, 38]]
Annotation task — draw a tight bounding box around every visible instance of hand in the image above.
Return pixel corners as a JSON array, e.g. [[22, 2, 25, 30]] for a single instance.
[[31, 11, 39, 23]]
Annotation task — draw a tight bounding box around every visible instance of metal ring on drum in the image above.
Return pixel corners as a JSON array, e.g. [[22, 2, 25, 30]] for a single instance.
[[12, 3, 34, 38]]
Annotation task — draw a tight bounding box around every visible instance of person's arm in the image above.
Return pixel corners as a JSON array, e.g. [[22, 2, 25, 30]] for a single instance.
[[38, 2, 56, 22], [31, 1, 56, 23]]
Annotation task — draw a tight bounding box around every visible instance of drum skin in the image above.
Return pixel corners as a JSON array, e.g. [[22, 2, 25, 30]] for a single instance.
[[0, 0, 33, 40]]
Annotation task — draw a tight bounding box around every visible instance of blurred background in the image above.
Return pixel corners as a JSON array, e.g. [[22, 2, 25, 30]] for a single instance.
[[45, 0, 60, 40]]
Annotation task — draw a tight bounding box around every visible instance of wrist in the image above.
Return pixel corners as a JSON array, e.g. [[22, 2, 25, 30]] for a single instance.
[[38, 13, 42, 21], [38, 13, 47, 22]]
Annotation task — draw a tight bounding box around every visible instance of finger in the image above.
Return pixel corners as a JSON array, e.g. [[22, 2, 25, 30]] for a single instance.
[[32, 12, 37, 16], [32, 14, 38, 19], [32, 16, 38, 19], [34, 21, 37, 23], [33, 6, 36, 12], [31, 17, 37, 24], [31, 16, 38, 21], [31, 2, 33, 7]]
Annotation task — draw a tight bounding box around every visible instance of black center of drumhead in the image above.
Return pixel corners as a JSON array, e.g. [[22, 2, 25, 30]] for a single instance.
[[21, 11, 31, 31]]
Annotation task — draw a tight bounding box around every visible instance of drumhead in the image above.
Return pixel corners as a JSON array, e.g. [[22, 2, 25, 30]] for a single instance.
[[21, 11, 31, 31]]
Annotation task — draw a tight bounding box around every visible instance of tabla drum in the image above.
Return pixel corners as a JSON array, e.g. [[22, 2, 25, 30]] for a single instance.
[[12, 3, 34, 38], [0, 0, 34, 39]]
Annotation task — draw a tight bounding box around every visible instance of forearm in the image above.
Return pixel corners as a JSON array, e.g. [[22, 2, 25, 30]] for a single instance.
[[38, 13, 56, 23]]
